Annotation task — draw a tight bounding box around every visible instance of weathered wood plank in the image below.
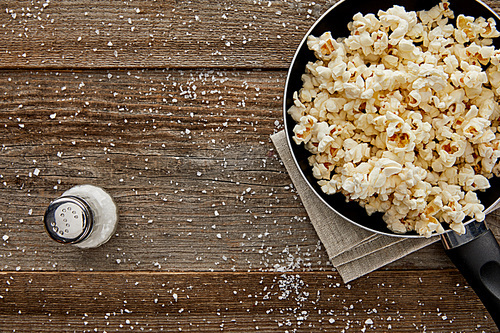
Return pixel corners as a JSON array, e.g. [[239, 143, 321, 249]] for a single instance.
[[1, 0, 500, 69], [0, 0, 333, 69], [0, 69, 321, 273], [1, 69, 499, 274], [0, 271, 496, 332]]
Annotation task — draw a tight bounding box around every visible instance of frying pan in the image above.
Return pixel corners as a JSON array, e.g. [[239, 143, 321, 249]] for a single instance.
[[284, 0, 500, 326]]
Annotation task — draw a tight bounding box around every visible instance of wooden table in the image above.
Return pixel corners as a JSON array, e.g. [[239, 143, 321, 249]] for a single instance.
[[0, 0, 498, 331]]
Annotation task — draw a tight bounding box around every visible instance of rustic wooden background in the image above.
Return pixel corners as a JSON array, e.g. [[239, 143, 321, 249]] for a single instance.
[[0, 0, 499, 331]]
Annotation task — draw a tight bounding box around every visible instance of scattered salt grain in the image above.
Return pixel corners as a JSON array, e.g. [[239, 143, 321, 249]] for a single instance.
[[2, 235, 9, 241], [33, 168, 40, 176]]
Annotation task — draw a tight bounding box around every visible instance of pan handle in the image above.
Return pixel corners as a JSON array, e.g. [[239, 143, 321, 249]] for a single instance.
[[442, 224, 500, 329]]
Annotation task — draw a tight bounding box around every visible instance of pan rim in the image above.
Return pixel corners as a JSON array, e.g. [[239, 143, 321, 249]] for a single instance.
[[282, 0, 500, 239]]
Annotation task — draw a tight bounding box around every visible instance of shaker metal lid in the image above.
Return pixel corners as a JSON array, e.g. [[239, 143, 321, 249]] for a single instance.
[[43, 196, 93, 244]]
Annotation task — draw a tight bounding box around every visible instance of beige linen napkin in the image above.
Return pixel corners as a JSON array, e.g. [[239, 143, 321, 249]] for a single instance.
[[271, 131, 441, 282]]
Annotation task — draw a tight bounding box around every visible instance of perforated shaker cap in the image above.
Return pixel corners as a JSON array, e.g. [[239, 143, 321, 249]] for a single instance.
[[43, 196, 93, 244]]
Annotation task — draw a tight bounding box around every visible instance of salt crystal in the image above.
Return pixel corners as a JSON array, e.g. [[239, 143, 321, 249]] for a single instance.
[[33, 168, 40, 176], [2, 235, 9, 241], [214, 210, 219, 217], [49, 113, 57, 119], [216, 233, 222, 239], [365, 318, 373, 325]]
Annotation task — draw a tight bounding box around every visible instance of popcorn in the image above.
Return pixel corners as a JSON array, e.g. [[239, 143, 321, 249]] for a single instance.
[[290, 0, 500, 237], [312, 162, 332, 180], [307, 31, 340, 61], [292, 115, 316, 145]]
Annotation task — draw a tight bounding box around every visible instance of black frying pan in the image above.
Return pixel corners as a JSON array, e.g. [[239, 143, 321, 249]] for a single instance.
[[284, 0, 500, 326]]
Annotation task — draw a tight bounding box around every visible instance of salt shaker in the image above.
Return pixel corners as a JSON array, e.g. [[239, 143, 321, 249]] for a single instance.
[[43, 184, 118, 248]]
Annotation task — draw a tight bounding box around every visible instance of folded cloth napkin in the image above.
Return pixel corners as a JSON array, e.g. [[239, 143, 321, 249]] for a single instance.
[[271, 130, 499, 283]]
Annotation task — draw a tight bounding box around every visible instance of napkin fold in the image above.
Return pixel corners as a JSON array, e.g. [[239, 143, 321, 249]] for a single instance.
[[272, 130, 437, 283]]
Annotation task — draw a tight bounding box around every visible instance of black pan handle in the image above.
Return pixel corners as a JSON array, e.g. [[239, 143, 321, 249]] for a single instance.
[[444, 229, 500, 328]]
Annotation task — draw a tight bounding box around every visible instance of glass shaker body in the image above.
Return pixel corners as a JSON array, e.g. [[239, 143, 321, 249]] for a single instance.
[[43, 185, 118, 248]]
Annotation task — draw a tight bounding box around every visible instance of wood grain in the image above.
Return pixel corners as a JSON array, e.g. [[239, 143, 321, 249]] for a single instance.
[[0, 0, 334, 69], [0, 271, 496, 332], [0, 68, 317, 273], [1, 0, 499, 69], [2, 69, 496, 274]]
